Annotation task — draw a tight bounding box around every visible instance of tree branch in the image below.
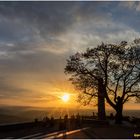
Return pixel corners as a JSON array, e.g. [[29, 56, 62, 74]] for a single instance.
[[104, 85, 116, 109], [123, 93, 140, 104], [126, 76, 140, 94], [83, 87, 98, 97], [114, 75, 122, 102]]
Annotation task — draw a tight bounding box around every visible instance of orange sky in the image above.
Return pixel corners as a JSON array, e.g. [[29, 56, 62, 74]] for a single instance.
[[0, 1, 139, 111]]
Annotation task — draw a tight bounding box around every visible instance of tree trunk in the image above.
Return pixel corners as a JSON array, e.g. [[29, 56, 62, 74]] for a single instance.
[[115, 96, 123, 124], [98, 78, 106, 120]]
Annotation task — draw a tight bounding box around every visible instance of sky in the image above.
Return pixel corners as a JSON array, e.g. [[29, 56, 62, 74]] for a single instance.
[[0, 1, 140, 110]]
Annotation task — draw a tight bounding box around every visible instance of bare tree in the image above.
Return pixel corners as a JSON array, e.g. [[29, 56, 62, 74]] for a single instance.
[[65, 40, 140, 123]]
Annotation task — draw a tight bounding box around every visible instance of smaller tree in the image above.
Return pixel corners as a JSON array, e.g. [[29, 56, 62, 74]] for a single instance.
[[65, 51, 107, 120]]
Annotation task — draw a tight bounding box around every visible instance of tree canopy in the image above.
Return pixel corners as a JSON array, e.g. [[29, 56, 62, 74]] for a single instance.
[[65, 40, 140, 123]]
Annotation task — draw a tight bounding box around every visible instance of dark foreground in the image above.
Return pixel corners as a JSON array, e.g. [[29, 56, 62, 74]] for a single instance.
[[0, 118, 140, 139]]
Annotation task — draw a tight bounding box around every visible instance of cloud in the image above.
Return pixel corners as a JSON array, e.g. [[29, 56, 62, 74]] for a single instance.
[[136, 2, 140, 12], [119, 1, 136, 10], [0, 2, 77, 39], [118, 1, 140, 12], [0, 77, 33, 98], [0, 1, 140, 107]]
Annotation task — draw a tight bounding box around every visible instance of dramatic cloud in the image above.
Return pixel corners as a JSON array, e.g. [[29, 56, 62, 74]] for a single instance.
[[0, 1, 140, 107]]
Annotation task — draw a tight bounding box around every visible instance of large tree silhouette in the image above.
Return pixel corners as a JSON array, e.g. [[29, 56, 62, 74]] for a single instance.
[[65, 40, 140, 123]]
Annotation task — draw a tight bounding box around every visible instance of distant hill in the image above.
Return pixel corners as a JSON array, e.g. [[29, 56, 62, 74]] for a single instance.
[[0, 114, 30, 125], [0, 105, 139, 125]]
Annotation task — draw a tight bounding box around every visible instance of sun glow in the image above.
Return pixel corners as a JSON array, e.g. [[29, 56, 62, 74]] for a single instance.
[[61, 93, 70, 102]]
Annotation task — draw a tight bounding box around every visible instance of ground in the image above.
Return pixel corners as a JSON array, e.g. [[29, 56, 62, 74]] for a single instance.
[[0, 120, 140, 139]]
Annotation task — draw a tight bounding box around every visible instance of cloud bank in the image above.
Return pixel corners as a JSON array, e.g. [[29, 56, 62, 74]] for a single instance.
[[0, 1, 140, 107]]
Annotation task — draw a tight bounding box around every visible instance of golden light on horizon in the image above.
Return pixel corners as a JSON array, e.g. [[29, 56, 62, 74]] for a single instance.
[[61, 93, 70, 102]]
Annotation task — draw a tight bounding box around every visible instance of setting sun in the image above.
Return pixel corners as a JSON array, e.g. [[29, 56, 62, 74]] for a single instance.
[[61, 94, 70, 102]]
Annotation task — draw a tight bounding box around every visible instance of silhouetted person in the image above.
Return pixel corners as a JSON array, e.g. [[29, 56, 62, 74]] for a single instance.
[[64, 114, 68, 130], [42, 116, 50, 127], [110, 113, 114, 120], [76, 113, 81, 127], [58, 116, 64, 130], [93, 112, 96, 119], [34, 118, 38, 123], [81, 115, 84, 122], [58, 116, 62, 126], [70, 114, 76, 129], [43, 116, 50, 122], [60, 115, 68, 138], [50, 116, 55, 127], [93, 112, 95, 117], [115, 96, 123, 124]]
